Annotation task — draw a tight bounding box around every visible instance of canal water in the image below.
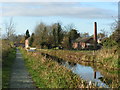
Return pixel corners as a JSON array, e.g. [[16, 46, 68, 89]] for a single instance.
[[62, 61, 109, 87], [40, 52, 111, 87], [29, 50, 119, 88]]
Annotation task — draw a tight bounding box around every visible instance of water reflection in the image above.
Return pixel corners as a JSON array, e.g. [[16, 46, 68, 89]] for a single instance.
[[68, 62, 77, 66], [94, 71, 96, 79], [40, 52, 119, 88], [63, 63, 109, 87]]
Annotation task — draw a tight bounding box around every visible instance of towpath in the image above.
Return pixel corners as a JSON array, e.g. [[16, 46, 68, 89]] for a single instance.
[[10, 49, 36, 89]]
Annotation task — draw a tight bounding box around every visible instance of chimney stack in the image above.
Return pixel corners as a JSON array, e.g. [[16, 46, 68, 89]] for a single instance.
[[118, 2, 120, 30], [94, 22, 97, 49]]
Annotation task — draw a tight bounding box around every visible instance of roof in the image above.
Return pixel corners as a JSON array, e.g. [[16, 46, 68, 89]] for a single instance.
[[74, 37, 94, 43]]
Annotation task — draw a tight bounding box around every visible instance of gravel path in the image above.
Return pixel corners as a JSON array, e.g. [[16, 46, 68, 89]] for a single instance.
[[10, 49, 36, 89]]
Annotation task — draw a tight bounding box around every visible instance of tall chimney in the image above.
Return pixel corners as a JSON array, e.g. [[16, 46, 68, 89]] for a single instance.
[[94, 22, 97, 49], [118, 2, 120, 30]]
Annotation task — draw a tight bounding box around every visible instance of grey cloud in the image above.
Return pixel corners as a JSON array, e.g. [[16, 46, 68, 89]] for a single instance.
[[2, 2, 117, 19]]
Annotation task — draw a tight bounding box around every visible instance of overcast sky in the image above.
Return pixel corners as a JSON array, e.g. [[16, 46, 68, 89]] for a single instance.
[[1, 2, 118, 36]]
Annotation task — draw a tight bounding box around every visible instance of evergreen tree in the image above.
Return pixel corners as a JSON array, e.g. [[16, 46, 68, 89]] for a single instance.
[[68, 29, 79, 42], [25, 29, 30, 40], [29, 33, 34, 46], [57, 23, 62, 45], [53, 28, 56, 46]]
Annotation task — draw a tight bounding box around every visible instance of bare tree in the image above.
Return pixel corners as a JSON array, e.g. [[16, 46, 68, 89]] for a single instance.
[[5, 18, 16, 41], [100, 29, 108, 37], [64, 23, 75, 32], [80, 32, 89, 38]]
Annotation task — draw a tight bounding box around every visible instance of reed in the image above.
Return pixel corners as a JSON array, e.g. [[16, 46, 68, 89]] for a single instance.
[[95, 46, 120, 69]]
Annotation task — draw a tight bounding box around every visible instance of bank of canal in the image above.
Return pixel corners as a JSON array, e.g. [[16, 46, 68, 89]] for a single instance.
[[40, 52, 119, 88], [25, 49, 119, 88]]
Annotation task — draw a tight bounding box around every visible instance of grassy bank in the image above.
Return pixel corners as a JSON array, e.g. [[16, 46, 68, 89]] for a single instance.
[[2, 40, 16, 88], [21, 48, 96, 88], [94, 67, 119, 88], [38, 49, 95, 63], [36, 48, 119, 88], [95, 47, 120, 70], [37, 47, 119, 70]]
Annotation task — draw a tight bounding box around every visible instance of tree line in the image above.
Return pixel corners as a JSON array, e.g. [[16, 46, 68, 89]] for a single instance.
[[28, 22, 114, 49], [3, 19, 120, 49], [28, 22, 80, 49]]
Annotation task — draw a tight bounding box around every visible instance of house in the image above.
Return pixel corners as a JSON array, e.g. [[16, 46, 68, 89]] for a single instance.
[[73, 37, 95, 49], [73, 22, 103, 50], [73, 37, 103, 50]]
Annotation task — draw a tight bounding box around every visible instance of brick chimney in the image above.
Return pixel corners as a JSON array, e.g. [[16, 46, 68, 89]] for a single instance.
[[94, 22, 97, 49], [118, 2, 120, 30]]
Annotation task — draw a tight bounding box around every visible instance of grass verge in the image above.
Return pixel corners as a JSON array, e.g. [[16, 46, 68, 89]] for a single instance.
[[95, 46, 120, 70], [37, 47, 119, 70], [36, 48, 119, 88], [21, 48, 96, 88], [2, 48, 16, 88]]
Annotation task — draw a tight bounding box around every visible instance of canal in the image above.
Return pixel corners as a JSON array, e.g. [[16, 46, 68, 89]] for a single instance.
[[28, 50, 119, 88], [41, 52, 119, 88]]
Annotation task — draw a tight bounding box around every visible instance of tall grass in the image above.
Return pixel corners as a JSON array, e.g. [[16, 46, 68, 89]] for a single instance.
[[21, 48, 96, 88], [38, 48, 119, 70], [36, 48, 120, 88], [96, 46, 120, 69], [38, 49, 95, 63], [2, 40, 16, 88]]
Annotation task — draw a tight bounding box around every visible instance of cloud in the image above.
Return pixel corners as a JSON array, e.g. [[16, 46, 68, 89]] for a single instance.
[[0, 0, 119, 2], [1, 2, 117, 19]]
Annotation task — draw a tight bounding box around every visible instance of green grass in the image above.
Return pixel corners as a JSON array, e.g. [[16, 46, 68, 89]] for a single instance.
[[37, 48, 120, 88], [21, 48, 95, 88], [20, 47, 120, 88], [96, 47, 120, 69], [37, 47, 119, 70], [2, 48, 16, 88], [37, 49, 94, 64]]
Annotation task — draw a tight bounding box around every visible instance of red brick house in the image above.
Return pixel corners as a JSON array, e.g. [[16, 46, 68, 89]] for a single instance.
[[73, 37, 95, 49]]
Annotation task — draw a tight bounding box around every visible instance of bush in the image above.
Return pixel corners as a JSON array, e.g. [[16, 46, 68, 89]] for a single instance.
[[102, 29, 120, 48], [102, 38, 118, 48]]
